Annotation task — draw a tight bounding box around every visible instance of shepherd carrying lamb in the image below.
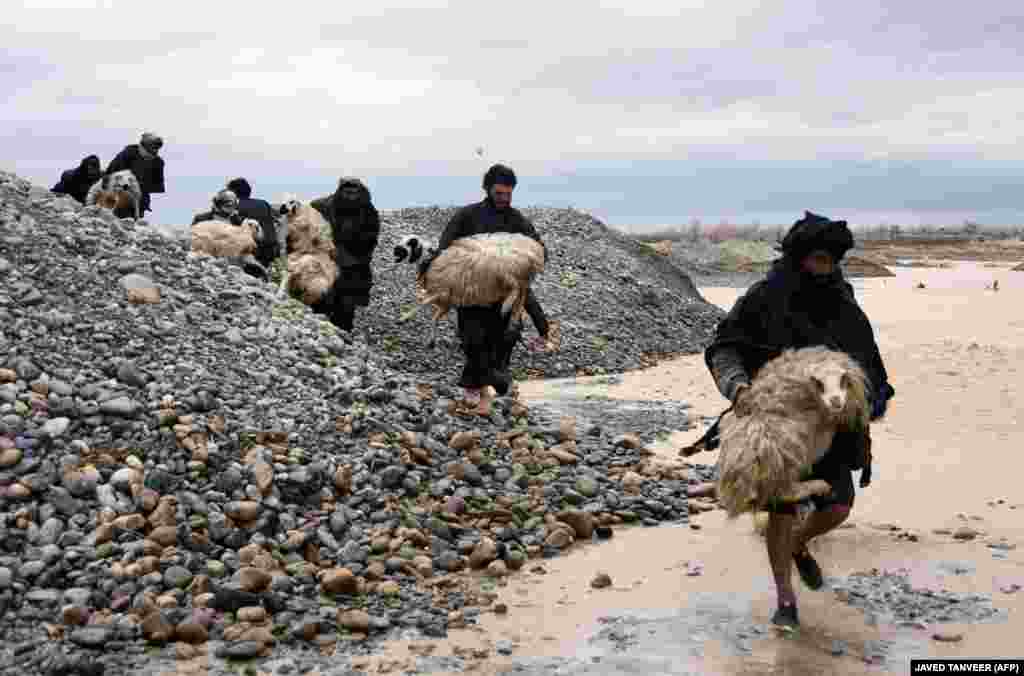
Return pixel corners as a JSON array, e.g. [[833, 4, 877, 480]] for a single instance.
[[419, 164, 552, 414], [690, 211, 895, 629]]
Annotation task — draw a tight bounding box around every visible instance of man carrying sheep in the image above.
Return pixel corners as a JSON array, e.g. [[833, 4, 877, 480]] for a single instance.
[[310, 177, 381, 331], [423, 163, 549, 412], [105, 132, 166, 217], [702, 211, 895, 629]]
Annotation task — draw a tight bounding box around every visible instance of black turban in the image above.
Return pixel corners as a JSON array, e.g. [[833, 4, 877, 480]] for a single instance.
[[777, 211, 854, 262]]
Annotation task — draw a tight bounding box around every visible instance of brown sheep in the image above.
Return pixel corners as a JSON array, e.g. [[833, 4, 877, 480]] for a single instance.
[[715, 346, 871, 518], [191, 218, 260, 258], [286, 251, 339, 306], [416, 232, 546, 322], [274, 197, 337, 306]]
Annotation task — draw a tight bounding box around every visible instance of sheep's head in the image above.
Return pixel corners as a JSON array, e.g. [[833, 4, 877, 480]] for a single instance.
[[809, 358, 869, 430], [107, 170, 137, 193], [394, 234, 427, 264], [278, 197, 302, 219]]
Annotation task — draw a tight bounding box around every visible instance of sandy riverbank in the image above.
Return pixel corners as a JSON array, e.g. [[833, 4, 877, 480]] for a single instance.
[[348, 261, 1023, 675]]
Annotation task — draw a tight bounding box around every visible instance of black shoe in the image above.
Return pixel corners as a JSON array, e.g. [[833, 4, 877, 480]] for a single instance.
[[491, 370, 512, 396], [771, 603, 800, 628], [793, 548, 824, 590]]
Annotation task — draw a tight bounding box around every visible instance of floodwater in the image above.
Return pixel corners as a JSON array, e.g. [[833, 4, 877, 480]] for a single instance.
[[319, 262, 1024, 675]]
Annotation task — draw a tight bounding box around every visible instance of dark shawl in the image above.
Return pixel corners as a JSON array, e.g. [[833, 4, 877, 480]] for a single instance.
[[705, 256, 894, 416], [310, 177, 381, 303], [52, 155, 101, 204]]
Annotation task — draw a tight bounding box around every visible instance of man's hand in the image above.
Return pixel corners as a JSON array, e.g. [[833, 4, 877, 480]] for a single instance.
[[732, 382, 751, 406]]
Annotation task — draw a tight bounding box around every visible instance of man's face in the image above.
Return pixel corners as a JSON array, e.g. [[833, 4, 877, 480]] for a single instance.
[[340, 185, 361, 202], [800, 250, 836, 276], [489, 183, 514, 209]]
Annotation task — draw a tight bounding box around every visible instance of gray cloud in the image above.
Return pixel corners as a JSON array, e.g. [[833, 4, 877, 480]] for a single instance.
[[3, 1, 1023, 227]]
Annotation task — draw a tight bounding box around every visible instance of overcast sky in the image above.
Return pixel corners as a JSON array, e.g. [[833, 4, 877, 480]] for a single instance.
[[3, 0, 1024, 230]]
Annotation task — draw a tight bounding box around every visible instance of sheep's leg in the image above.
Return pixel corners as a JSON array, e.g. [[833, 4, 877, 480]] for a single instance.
[[134, 196, 140, 221], [779, 479, 832, 503]]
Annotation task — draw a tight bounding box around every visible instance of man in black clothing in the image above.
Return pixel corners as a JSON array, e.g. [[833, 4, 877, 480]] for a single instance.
[[227, 177, 279, 269], [426, 164, 547, 412], [52, 155, 102, 204], [105, 132, 165, 216], [310, 177, 381, 331], [703, 211, 895, 629], [191, 189, 243, 225]]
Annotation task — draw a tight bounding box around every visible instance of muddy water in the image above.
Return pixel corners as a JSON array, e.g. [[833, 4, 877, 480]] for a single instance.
[[355, 262, 1024, 675]]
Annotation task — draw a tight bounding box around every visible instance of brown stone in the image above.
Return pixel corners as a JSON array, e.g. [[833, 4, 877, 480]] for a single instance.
[[237, 606, 267, 624], [544, 529, 574, 549], [188, 574, 211, 596], [591, 572, 613, 589], [94, 523, 115, 545], [448, 430, 480, 451], [225, 501, 260, 522], [334, 465, 352, 495], [338, 609, 371, 633], [175, 622, 209, 644], [252, 461, 274, 495], [469, 537, 498, 569], [147, 496, 177, 527], [127, 286, 160, 304], [486, 560, 508, 577], [148, 526, 178, 547], [113, 513, 146, 531], [559, 416, 577, 442], [62, 605, 89, 626], [364, 561, 387, 581], [239, 567, 272, 593], [556, 509, 595, 539], [141, 612, 175, 643], [320, 568, 359, 594], [175, 642, 199, 660], [0, 368, 16, 383], [0, 448, 22, 468], [547, 446, 579, 465], [7, 483, 31, 499]]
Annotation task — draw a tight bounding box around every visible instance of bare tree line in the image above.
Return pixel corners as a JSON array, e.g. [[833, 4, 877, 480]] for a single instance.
[[625, 219, 1024, 243]]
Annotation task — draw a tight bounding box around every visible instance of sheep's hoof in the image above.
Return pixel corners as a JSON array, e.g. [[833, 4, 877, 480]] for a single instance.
[[779, 480, 832, 503]]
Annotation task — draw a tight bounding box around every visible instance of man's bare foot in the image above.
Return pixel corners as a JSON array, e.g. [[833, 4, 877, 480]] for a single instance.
[[476, 387, 495, 415], [687, 482, 717, 499]]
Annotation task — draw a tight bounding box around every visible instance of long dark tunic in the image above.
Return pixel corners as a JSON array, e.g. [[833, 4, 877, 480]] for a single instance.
[[310, 179, 381, 307], [51, 155, 101, 204]]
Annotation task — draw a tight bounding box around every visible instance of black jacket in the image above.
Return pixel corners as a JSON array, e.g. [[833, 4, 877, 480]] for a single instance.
[[52, 155, 101, 204], [436, 198, 545, 255], [705, 257, 894, 417], [238, 196, 279, 267], [106, 145, 165, 212]]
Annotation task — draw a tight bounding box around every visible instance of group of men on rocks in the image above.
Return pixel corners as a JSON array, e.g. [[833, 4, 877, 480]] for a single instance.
[[51, 146, 897, 630], [52, 132, 166, 215]]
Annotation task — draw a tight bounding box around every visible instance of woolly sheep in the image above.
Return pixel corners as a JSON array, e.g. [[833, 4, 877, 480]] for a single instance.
[[408, 232, 546, 321], [86, 169, 142, 220], [274, 197, 337, 306], [191, 218, 260, 258], [715, 346, 871, 518]]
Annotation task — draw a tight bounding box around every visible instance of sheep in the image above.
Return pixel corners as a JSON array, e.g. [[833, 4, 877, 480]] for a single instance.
[[393, 233, 546, 348], [86, 169, 142, 220], [410, 232, 546, 321], [274, 197, 337, 307], [191, 218, 260, 258], [714, 345, 871, 519]]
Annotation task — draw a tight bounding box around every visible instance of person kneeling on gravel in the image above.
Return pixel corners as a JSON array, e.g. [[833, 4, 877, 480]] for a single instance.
[[702, 211, 895, 629], [422, 163, 547, 414]]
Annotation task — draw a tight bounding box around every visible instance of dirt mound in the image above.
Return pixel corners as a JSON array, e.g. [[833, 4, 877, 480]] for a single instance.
[[714, 239, 778, 273], [842, 255, 895, 278]]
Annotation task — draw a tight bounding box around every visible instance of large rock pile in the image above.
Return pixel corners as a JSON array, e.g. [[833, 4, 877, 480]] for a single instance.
[[361, 206, 725, 379], [0, 170, 697, 675]]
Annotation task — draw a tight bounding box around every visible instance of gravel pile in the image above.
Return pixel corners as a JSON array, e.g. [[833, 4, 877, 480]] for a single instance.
[[358, 206, 725, 380], [0, 169, 698, 675]]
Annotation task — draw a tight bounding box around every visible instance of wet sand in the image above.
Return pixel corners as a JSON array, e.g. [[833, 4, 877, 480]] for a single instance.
[[351, 262, 1024, 675]]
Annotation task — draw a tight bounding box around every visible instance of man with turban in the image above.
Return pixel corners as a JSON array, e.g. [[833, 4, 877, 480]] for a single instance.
[[700, 211, 895, 628]]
